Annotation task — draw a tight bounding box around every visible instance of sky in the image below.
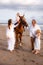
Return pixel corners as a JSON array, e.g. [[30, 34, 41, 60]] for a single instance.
[[0, 0, 43, 5], [0, 0, 43, 24]]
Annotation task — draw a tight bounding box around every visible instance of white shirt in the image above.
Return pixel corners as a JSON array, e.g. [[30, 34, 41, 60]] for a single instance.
[[16, 16, 20, 22], [29, 24, 41, 38]]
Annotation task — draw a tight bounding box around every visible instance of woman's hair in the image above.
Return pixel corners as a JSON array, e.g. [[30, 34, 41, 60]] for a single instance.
[[8, 19, 12, 29]]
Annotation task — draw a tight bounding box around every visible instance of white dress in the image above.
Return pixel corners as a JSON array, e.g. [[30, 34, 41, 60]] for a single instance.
[[29, 24, 41, 38], [34, 35, 41, 50], [6, 24, 18, 51]]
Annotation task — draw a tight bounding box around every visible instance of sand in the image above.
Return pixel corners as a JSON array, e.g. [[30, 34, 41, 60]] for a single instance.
[[0, 25, 43, 65]]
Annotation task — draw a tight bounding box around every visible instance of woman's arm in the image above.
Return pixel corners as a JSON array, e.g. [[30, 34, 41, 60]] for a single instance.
[[14, 22, 18, 25]]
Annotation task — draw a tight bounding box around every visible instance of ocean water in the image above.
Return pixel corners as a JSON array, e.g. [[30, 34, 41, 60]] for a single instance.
[[0, 23, 43, 30]]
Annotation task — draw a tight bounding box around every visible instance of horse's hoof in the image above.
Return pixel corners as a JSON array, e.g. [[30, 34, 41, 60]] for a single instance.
[[15, 46, 19, 49], [19, 45, 23, 49]]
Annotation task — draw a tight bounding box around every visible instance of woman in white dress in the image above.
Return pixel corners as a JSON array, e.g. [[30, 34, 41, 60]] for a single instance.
[[6, 19, 18, 52]]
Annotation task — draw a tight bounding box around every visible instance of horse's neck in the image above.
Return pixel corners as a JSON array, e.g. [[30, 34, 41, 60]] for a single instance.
[[18, 23, 21, 28], [19, 22, 24, 29]]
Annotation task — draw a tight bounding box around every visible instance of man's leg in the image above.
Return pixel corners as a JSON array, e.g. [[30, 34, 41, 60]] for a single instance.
[[31, 37, 35, 50]]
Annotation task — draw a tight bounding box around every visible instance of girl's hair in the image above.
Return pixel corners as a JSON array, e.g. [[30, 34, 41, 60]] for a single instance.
[[8, 19, 12, 29], [36, 29, 41, 34]]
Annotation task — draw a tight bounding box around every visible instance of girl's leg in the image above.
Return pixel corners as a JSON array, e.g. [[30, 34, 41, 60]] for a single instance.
[[34, 38, 40, 54]]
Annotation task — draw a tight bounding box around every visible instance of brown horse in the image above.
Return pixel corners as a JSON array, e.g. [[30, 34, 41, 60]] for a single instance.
[[14, 15, 28, 48]]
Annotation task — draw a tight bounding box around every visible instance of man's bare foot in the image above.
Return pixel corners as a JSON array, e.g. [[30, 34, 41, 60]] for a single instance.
[[35, 50, 40, 55], [32, 50, 36, 53]]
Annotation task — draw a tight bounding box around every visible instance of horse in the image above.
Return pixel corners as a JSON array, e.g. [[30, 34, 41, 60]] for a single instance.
[[14, 15, 28, 48]]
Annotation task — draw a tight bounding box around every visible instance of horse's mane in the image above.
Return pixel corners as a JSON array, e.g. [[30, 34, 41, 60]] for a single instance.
[[18, 21, 22, 28], [17, 16, 24, 28], [14, 15, 28, 31]]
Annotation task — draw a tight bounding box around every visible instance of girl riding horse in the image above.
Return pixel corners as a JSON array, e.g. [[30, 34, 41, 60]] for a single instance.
[[14, 15, 28, 48]]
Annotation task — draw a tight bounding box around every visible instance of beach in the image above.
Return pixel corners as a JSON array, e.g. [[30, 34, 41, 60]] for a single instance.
[[0, 25, 43, 65]]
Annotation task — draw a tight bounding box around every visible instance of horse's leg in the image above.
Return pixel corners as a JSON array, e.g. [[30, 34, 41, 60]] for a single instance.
[[20, 34, 22, 42], [19, 33, 23, 46], [18, 33, 22, 43], [15, 33, 19, 48]]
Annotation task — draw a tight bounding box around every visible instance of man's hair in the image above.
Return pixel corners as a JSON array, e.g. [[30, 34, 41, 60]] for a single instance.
[[32, 19, 36, 24]]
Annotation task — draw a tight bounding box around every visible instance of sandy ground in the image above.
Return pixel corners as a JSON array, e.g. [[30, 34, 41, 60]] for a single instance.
[[0, 25, 43, 65]]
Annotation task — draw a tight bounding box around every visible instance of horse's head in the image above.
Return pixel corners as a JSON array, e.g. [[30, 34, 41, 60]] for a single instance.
[[19, 15, 28, 27]]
